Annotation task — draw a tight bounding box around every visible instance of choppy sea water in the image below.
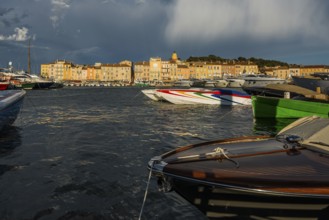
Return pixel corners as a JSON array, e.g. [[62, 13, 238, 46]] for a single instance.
[[0, 87, 296, 220]]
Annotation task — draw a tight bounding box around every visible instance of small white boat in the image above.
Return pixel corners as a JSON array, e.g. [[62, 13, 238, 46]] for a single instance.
[[226, 78, 245, 88], [214, 79, 229, 88], [154, 88, 251, 105], [173, 80, 193, 87], [0, 90, 26, 131]]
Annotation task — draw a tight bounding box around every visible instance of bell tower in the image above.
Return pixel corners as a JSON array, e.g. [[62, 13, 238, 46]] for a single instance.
[[171, 51, 178, 62]]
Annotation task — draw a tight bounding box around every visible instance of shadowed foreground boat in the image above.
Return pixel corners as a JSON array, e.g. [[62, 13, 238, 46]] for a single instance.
[[148, 116, 329, 219], [0, 90, 26, 131]]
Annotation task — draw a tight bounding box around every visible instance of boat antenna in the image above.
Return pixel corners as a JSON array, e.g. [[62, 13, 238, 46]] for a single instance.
[[28, 38, 31, 74]]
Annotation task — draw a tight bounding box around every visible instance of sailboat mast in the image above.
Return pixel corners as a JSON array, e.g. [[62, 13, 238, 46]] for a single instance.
[[28, 39, 31, 74]]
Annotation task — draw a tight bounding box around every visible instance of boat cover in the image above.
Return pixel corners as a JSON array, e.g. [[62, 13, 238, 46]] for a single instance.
[[277, 116, 329, 153]]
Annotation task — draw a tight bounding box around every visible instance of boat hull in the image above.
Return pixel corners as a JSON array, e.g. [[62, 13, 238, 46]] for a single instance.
[[141, 89, 164, 101], [149, 128, 329, 219], [226, 79, 245, 88], [292, 76, 329, 95], [171, 179, 329, 219], [243, 78, 286, 88], [155, 89, 251, 105], [33, 82, 55, 89], [0, 90, 26, 131], [252, 96, 329, 118], [0, 83, 10, 90], [148, 117, 329, 219]]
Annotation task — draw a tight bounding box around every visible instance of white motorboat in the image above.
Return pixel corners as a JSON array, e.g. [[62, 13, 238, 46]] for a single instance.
[[154, 88, 251, 105], [226, 78, 245, 88], [173, 79, 193, 87]]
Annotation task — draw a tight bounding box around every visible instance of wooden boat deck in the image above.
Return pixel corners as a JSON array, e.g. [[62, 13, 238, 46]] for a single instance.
[[159, 137, 329, 197]]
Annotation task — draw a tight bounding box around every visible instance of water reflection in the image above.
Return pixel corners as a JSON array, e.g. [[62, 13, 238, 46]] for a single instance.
[[0, 126, 22, 155], [0, 126, 22, 176], [253, 118, 298, 135]]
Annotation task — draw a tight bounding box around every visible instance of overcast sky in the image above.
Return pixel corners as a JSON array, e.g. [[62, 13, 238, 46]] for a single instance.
[[1, 0, 329, 72]]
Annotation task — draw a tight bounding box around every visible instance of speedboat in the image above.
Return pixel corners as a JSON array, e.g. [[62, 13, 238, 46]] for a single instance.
[[141, 89, 164, 101], [147, 116, 329, 219], [0, 90, 26, 131], [154, 88, 251, 105]]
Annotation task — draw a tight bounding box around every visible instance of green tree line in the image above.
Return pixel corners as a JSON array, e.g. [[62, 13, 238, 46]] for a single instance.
[[186, 55, 289, 68]]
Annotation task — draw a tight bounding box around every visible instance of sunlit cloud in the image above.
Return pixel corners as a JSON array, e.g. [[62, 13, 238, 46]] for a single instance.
[[0, 27, 30, 41]]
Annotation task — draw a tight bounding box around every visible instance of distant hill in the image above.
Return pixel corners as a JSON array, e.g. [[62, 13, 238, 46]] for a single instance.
[[186, 55, 289, 68]]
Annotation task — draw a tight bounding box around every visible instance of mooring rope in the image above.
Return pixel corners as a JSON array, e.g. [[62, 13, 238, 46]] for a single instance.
[[138, 160, 154, 220]]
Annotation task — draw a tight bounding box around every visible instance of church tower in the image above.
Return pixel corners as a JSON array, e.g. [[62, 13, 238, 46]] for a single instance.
[[171, 51, 178, 62]]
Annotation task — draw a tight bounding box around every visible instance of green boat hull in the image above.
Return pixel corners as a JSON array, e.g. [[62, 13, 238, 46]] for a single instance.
[[14, 82, 36, 90], [22, 82, 36, 90], [252, 96, 329, 118]]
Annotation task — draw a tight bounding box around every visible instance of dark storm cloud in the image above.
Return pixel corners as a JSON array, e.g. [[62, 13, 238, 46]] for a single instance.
[[1, 0, 329, 71], [0, 7, 14, 16]]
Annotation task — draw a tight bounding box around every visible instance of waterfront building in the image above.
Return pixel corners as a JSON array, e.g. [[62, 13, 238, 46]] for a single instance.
[[176, 64, 190, 80], [41, 60, 74, 81], [41, 60, 132, 83], [134, 61, 150, 82], [300, 65, 328, 76], [70, 65, 85, 81], [273, 67, 290, 79], [234, 62, 259, 75], [41, 52, 329, 84], [288, 67, 301, 77], [100, 63, 132, 83], [221, 63, 236, 77], [149, 57, 162, 81], [205, 62, 222, 79]]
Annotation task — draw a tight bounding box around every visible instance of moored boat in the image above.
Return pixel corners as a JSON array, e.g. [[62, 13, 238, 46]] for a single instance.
[[154, 88, 251, 105], [243, 83, 321, 98], [147, 116, 329, 219], [204, 79, 228, 88], [0, 90, 26, 131], [252, 95, 329, 118], [242, 74, 286, 87], [0, 81, 10, 90], [292, 74, 329, 95], [173, 79, 193, 87], [225, 78, 245, 88], [191, 79, 206, 88]]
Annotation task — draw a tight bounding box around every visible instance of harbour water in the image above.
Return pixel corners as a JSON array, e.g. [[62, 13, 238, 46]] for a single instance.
[[0, 87, 295, 220]]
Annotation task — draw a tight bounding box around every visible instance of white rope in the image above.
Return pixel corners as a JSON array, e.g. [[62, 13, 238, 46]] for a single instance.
[[138, 161, 154, 220], [214, 147, 230, 159]]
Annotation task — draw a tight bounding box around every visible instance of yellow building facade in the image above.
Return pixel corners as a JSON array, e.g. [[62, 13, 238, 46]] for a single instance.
[[42, 52, 329, 83]]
